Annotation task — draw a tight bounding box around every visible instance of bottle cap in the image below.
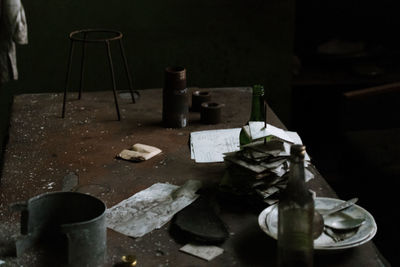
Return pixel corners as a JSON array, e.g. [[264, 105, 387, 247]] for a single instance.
[[290, 144, 306, 158], [121, 255, 137, 266]]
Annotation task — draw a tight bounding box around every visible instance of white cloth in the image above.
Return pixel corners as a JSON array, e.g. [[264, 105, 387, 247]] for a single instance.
[[0, 0, 28, 84]]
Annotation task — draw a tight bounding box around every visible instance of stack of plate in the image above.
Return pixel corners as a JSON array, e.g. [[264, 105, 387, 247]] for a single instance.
[[258, 197, 377, 251]]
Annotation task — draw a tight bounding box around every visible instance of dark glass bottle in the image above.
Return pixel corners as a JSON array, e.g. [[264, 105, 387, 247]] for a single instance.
[[239, 85, 265, 145], [277, 145, 314, 267]]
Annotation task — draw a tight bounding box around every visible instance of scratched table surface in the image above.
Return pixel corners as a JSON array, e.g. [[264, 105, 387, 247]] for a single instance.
[[0, 88, 387, 266]]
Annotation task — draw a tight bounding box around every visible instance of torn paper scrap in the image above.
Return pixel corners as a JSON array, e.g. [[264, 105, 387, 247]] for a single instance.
[[106, 180, 202, 238], [179, 244, 224, 261], [190, 128, 241, 163], [118, 143, 162, 161], [249, 122, 293, 143]]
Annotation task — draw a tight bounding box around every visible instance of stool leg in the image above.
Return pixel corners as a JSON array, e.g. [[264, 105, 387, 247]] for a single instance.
[[105, 40, 121, 121], [62, 40, 75, 118], [78, 32, 87, 100], [118, 39, 136, 103]]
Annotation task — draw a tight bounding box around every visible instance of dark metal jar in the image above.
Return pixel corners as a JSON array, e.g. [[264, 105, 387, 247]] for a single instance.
[[162, 66, 189, 128]]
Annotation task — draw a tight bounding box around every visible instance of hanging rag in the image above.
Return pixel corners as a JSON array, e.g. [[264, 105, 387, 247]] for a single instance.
[[0, 0, 28, 84]]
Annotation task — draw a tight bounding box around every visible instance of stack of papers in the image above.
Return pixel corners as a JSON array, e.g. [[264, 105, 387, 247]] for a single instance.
[[189, 122, 310, 163], [189, 123, 315, 205], [220, 122, 314, 205]]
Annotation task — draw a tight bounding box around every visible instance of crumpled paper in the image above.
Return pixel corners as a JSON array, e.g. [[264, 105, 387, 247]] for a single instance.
[[106, 180, 202, 238], [118, 143, 162, 162]]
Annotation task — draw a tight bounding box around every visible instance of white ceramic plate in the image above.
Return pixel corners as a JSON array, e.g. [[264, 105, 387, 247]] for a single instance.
[[258, 197, 377, 250]]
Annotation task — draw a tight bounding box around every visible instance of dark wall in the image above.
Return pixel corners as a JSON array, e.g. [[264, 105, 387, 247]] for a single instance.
[[1, 0, 295, 159]]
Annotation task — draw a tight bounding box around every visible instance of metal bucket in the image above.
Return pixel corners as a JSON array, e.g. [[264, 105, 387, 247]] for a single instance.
[[13, 191, 107, 266]]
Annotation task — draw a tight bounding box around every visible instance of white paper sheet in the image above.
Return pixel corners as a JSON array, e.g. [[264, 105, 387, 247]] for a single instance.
[[106, 180, 201, 238], [190, 128, 241, 163], [249, 122, 293, 143], [180, 244, 224, 261]]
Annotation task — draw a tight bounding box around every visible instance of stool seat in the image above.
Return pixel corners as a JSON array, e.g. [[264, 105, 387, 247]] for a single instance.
[[69, 29, 123, 42], [62, 29, 139, 120]]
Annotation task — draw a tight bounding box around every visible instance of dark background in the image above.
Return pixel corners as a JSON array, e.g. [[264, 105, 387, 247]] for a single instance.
[[292, 2, 400, 266], [1, 0, 399, 265]]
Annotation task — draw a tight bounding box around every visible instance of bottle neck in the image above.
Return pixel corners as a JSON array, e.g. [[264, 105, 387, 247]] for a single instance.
[[285, 156, 308, 198], [289, 157, 305, 183], [249, 85, 265, 122]]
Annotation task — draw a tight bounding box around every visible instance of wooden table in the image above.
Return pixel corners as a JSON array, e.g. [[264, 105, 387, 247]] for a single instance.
[[0, 88, 388, 266]]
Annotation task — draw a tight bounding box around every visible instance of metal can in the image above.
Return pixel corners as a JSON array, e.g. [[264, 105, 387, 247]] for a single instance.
[[162, 66, 189, 128]]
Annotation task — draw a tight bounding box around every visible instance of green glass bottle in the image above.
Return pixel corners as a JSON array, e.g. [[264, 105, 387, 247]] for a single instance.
[[239, 85, 265, 146], [277, 145, 314, 267]]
